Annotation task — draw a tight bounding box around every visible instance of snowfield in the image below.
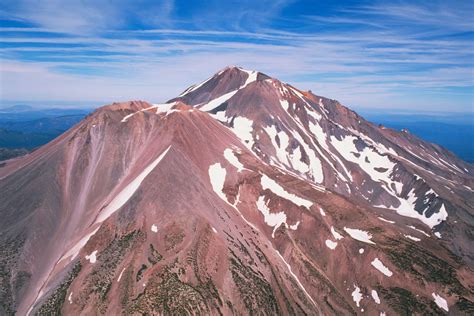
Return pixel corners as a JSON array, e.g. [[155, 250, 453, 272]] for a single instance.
[[325, 239, 338, 250], [404, 234, 420, 241], [117, 267, 126, 282], [371, 258, 393, 277], [331, 133, 448, 229], [371, 289, 380, 304], [432, 293, 449, 312], [343, 227, 375, 244], [60, 226, 100, 262], [331, 226, 344, 240], [95, 146, 171, 224], [209, 162, 228, 202], [351, 285, 362, 307], [256, 196, 290, 238], [319, 207, 326, 216], [224, 148, 245, 172], [232, 116, 255, 150], [85, 250, 98, 264], [378, 217, 395, 224], [261, 174, 313, 208]]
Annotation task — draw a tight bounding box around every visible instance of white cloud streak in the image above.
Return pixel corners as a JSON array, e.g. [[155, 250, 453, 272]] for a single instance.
[[0, 1, 472, 111]]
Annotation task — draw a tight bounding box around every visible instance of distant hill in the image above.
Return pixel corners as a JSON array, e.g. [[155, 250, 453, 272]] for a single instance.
[[0, 128, 54, 149], [0, 114, 85, 135], [0, 147, 29, 162], [0, 105, 91, 151]]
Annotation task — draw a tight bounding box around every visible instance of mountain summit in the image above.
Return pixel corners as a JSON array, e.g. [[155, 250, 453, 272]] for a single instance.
[[1, 67, 473, 315]]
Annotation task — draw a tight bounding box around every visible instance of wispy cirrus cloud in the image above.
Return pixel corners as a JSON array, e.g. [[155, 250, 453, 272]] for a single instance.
[[0, 0, 472, 112], [341, 1, 474, 32], [1, 0, 177, 33]]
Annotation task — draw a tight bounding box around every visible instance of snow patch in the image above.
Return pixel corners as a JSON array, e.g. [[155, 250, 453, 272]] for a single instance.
[[264, 125, 291, 167], [319, 207, 326, 216], [212, 227, 218, 234], [234, 186, 241, 207], [351, 285, 362, 307], [371, 258, 393, 277], [331, 226, 344, 240], [432, 293, 449, 312], [434, 231, 442, 238], [60, 226, 100, 262], [344, 227, 375, 244], [242, 69, 258, 86], [212, 109, 228, 122], [287, 128, 324, 183], [199, 69, 257, 112], [164, 109, 181, 116], [208, 163, 258, 231], [269, 97, 326, 184], [318, 98, 328, 114], [121, 112, 136, 123], [307, 109, 322, 121], [85, 250, 98, 264], [256, 196, 298, 238], [232, 117, 254, 150], [209, 163, 228, 202], [200, 90, 238, 112], [276, 251, 318, 308], [154, 103, 176, 114], [331, 134, 447, 228], [407, 225, 430, 237], [371, 290, 380, 304], [378, 217, 395, 224], [325, 240, 338, 250], [179, 75, 214, 96], [151, 224, 158, 233], [308, 121, 352, 182], [224, 148, 244, 172], [359, 248, 365, 254], [289, 221, 300, 230], [404, 234, 421, 241], [330, 134, 396, 188], [261, 175, 313, 208], [68, 292, 73, 304], [289, 146, 311, 175], [121, 103, 176, 122], [389, 191, 448, 229], [117, 267, 126, 282], [95, 146, 171, 224]]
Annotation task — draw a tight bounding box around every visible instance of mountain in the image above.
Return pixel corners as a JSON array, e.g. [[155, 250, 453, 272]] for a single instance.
[[0, 67, 473, 315]]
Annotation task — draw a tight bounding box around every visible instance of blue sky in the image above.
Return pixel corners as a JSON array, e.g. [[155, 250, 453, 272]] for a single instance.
[[0, 0, 473, 112]]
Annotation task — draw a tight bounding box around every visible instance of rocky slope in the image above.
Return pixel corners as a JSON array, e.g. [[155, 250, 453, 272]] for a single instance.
[[0, 67, 473, 315]]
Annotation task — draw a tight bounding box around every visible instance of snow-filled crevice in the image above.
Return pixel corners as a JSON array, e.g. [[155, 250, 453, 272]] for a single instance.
[[95, 146, 171, 224]]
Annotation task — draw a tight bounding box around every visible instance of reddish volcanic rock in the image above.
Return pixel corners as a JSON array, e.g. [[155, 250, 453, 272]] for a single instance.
[[0, 66, 472, 315]]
